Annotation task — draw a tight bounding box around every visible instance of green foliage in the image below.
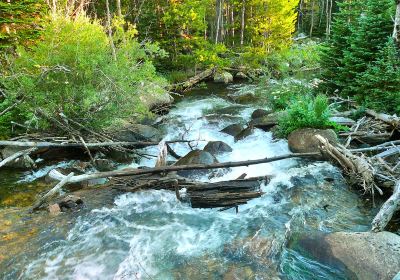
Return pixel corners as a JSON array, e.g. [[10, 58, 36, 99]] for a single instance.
[[0, 15, 168, 135], [358, 39, 400, 114], [277, 94, 333, 137], [0, 0, 46, 50]]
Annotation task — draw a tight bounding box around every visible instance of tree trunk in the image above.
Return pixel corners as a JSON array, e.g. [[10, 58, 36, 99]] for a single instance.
[[105, 0, 117, 61], [215, 0, 222, 43], [116, 0, 122, 17], [240, 0, 245, 46], [310, 0, 315, 37], [393, 0, 400, 44]]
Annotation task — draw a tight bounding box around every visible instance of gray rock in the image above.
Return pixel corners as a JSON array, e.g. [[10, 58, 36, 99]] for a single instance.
[[203, 141, 233, 155], [94, 158, 115, 171], [220, 124, 244, 137], [288, 128, 338, 157], [214, 71, 234, 84], [0, 146, 36, 169], [112, 123, 162, 142], [234, 126, 254, 142], [228, 91, 257, 104], [250, 111, 287, 131], [290, 231, 400, 280], [251, 109, 273, 120], [175, 150, 218, 166], [235, 71, 248, 79]]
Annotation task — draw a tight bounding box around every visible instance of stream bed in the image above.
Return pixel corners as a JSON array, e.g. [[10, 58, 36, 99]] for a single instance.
[[0, 83, 382, 279]]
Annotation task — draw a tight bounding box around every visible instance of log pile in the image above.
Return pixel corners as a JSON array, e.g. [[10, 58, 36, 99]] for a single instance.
[[112, 174, 269, 209]]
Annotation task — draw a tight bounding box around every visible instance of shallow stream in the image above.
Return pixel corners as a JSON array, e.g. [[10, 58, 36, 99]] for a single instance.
[[0, 83, 381, 279]]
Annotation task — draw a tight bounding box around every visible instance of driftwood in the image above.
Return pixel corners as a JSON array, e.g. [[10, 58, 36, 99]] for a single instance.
[[169, 68, 215, 92], [371, 181, 400, 232], [0, 147, 37, 168], [113, 174, 269, 209], [30, 172, 75, 211], [365, 109, 400, 128], [0, 139, 196, 149], [48, 152, 318, 185]]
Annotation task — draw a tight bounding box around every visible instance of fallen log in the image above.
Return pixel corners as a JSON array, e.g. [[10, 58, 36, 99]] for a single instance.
[[0, 139, 197, 149], [169, 68, 215, 92], [371, 180, 400, 232], [365, 109, 400, 128], [48, 152, 318, 185], [30, 172, 74, 211], [0, 147, 37, 168]]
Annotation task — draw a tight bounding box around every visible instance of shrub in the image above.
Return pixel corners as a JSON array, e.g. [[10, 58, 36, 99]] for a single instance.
[[1, 15, 168, 135], [277, 94, 333, 137]]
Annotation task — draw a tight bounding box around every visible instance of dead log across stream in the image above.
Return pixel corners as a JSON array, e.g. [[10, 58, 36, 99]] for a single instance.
[[169, 68, 215, 92], [48, 152, 318, 185], [114, 174, 269, 208]]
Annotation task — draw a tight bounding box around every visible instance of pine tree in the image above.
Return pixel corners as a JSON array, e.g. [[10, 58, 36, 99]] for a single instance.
[[358, 38, 400, 114], [319, 0, 363, 94], [341, 0, 394, 96]]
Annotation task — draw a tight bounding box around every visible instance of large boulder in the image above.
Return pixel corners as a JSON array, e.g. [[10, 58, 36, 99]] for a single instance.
[[288, 128, 338, 156], [111, 123, 162, 142], [214, 71, 234, 84], [250, 111, 287, 131], [220, 124, 244, 137], [203, 141, 233, 155], [289, 231, 400, 280], [228, 91, 257, 104], [175, 150, 218, 166]]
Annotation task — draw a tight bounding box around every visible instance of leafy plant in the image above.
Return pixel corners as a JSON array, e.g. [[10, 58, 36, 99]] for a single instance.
[[277, 94, 334, 137]]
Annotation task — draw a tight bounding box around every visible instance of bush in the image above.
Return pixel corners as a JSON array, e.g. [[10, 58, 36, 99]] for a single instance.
[[1, 15, 168, 135], [277, 94, 333, 137]]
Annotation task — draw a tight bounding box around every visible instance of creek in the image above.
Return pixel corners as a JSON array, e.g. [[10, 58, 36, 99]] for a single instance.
[[0, 82, 380, 279]]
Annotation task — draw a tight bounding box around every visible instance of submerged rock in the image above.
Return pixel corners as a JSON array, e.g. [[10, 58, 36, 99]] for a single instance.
[[288, 128, 338, 156], [203, 141, 233, 155], [220, 124, 244, 137], [175, 150, 218, 166], [250, 111, 287, 131], [214, 71, 234, 84], [289, 231, 400, 280]]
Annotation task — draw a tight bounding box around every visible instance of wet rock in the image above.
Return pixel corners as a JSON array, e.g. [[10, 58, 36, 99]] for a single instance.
[[250, 111, 287, 131], [111, 123, 162, 142], [228, 91, 257, 104], [175, 150, 218, 166], [220, 124, 244, 137], [251, 109, 273, 120], [223, 265, 255, 280], [57, 195, 83, 211], [289, 231, 400, 280], [0, 146, 36, 169], [48, 203, 61, 215], [224, 236, 281, 270], [214, 71, 234, 84], [203, 141, 233, 155], [105, 150, 136, 163], [94, 158, 115, 171], [235, 71, 248, 79], [288, 128, 338, 157], [234, 126, 254, 142]]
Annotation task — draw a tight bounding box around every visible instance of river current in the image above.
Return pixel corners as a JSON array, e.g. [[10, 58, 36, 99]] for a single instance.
[[1, 83, 376, 279]]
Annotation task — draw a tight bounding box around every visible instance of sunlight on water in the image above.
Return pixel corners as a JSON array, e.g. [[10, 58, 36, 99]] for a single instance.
[[3, 84, 375, 280]]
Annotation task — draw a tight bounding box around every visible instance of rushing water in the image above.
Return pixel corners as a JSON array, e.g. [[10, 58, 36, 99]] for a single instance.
[[1, 83, 378, 279]]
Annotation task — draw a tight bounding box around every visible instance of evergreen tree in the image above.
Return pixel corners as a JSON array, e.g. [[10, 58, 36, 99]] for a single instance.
[[341, 0, 394, 96], [358, 39, 400, 114], [319, 0, 363, 93]]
